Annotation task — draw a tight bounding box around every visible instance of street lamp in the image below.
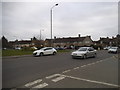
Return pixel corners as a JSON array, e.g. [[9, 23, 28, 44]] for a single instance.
[[50, 3, 58, 47]]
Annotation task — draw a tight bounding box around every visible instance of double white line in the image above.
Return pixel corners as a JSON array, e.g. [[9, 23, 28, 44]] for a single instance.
[[24, 79, 48, 88]]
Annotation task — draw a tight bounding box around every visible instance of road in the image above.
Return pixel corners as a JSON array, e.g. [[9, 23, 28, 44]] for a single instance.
[[2, 50, 118, 89]]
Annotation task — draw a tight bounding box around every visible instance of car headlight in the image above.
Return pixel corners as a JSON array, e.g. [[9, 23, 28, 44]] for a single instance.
[[33, 51, 37, 53]]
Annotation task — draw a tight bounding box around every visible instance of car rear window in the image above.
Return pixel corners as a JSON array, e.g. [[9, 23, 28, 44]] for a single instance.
[[78, 48, 87, 51]]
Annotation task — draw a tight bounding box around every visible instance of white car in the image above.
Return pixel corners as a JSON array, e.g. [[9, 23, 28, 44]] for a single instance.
[[71, 47, 97, 59], [108, 47, 118, 53], [15, 47, 21, 50], [33, 47, 57, 56], [104, 46, 111, 50]]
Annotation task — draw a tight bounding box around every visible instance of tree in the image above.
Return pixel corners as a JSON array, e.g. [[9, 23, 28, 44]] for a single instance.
[[1, 36, 11, 49]]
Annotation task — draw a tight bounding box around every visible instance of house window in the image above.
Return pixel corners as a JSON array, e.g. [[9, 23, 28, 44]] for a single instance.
[[85, 41, 90, 43], [74, 42, 77, 44]]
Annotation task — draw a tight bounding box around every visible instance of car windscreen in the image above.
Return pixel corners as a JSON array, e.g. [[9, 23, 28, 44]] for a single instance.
[[40, 48, 47, 50], [78, 48, 87, 51], [111, 47, 118, 49]]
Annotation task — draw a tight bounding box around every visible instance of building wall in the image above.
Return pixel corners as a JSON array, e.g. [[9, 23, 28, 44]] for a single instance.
[[82, 36, 93, 46], [53, 37, 93, 47]]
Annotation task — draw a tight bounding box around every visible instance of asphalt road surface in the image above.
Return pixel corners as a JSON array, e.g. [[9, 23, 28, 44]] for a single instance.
[[2, 50, 118, 89]]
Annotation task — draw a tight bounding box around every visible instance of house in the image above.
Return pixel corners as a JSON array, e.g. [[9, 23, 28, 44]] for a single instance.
[[9, 37, 44, 49], [45, 34, 93, 49], [94, 34, 120, 48]]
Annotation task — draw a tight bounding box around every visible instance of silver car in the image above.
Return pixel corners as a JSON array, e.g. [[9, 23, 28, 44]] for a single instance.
[[71, 47, 97, 59]]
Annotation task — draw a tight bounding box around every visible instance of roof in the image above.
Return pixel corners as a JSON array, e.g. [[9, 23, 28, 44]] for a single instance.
[[54, 37, 86, 43], [45, 37, 88, 43], [10, 40, 32, 44], [18, 40, 31, 44]]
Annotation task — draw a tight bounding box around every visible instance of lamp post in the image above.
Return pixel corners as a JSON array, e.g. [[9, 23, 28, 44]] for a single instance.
[[50, 3, 58, 47]]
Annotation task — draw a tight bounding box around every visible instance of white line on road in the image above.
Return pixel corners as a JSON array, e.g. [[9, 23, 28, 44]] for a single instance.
[[45, 74, 61, 79], [80, 57, 113, 68], [51, 76, 66, 82], [81, 65, 87, 68], [62, 70, 71, 73], [73, 67, 79, 70], [32, 83, 48, 88], [25, 79, 42, 87], [64, 75, 119, 88]]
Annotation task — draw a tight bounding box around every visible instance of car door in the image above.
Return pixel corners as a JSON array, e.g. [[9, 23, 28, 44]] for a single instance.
[[43, 48, 49, 55], [44, 48, 53, 55], [88, 48, 95, 57], [86, 48, 91, 57]]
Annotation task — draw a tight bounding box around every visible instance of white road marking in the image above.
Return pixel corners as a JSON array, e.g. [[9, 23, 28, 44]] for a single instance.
[[85, 63, 94, 66], [64, 75, 119, 87], [51, 76, 66, 82], [45, 74, 61, 79], [73, 67, 79, 70], [62, 70, 71, 73], [113, 55, 118, 59], [80, 57, 113, 68], [25, 79, 42, 87], [81, 65, 87, 67], [32, 83, 48, 88]]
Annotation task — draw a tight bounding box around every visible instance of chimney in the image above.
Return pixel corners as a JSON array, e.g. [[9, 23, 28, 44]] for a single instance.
[[31, 38, 33, 41], [54, 36, 56, 39], [78, 34, 81, 37]]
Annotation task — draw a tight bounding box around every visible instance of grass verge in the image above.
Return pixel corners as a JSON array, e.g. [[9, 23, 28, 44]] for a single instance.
[[2, 49, 73, 57], [2, 50, 33, 57]]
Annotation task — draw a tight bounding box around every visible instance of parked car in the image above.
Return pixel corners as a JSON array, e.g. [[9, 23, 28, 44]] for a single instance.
[[103, 46, 111, 50], [31, 46, 37, 50], [55, 47, 65, 50], [103, 47, 108, 50], [33, 47, 57, 56], [15, 47, 21, 50], [108, 47, 118, 53], [71, 47, 97, 59]]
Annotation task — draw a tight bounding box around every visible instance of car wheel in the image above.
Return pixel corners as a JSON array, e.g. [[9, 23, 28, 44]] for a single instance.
[[93, 53, 97, 58], [72, 56, 75, 59], [83, 54, 87, 59], [39, 52, 44, 56], [53, 52, 56, 55]]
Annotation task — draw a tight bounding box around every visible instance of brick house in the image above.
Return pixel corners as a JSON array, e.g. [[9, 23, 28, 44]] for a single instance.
[[93, 34, 120, 48], [9, 37, 44, 49], [45, 34, 93, 48]]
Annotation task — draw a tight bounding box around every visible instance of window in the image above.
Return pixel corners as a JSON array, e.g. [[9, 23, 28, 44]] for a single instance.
[[78, 47, 87, 51], [85, 41, 90, 43], [46, 48, 52, 50], [88, 48, 94, 51]]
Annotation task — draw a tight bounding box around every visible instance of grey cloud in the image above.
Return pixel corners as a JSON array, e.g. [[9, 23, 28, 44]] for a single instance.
[[2, 2, 118, 41]]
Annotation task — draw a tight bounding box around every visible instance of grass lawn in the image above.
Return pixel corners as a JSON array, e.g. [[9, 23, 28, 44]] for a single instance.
[[2, 49, 73, 57], [2, 50, 33, 57]]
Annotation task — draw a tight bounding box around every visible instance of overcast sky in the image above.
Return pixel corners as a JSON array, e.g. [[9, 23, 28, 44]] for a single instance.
[[2, 1, 118, 41]]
